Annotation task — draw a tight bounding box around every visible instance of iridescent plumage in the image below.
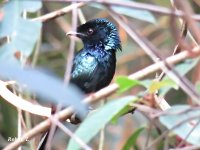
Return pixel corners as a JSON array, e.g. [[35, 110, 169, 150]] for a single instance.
[[70, 18, 121, 93]]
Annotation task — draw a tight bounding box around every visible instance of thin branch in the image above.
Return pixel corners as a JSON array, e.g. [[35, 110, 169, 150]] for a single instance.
[[170, 0, 198, 47], [173, 0, 200, 44], [158, 0, 198, 88], [50, 116, 92, 150], [45, 105, 62, 150], [154, 95, 171, 111], [0, 80, 51, 117], [31, 2, 85, 22], [64, 1, 78, 84]]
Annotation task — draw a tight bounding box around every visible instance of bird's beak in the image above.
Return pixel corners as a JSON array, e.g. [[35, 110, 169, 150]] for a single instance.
[[66, 31, 85, 37]]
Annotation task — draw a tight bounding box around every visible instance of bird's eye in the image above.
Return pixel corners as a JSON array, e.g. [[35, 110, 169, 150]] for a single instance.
[[87, 28, 94, 35]]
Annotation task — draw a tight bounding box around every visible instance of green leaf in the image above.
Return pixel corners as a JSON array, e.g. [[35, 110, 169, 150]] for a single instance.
[[159, 58, 199, 96], [111, 105, 130, 124], [148, 79, 178, 94], [195, 82, 200, 92], [0, 0, 42, 64], [122, 127, 145, 150], [159, 105, 200, 146], [67, 96, 138, 150], [116, 76, 143, 93]]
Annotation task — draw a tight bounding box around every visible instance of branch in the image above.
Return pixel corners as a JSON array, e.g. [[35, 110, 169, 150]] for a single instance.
[[31, 2, 85, 22], [64, 2, 78, 83], [172, 0, 200, 44], [0, 81, 51, 117]]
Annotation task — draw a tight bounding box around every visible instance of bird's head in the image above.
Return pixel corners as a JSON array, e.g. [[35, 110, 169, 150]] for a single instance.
[[66, 18, 121, 51]]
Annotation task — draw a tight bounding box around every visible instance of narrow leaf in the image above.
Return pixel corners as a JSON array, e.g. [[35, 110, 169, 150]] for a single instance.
[[123, 127, 145, 150], [116, 76, 142, 93], [67, 96, 137, 150], [148, 79, 178, 94]]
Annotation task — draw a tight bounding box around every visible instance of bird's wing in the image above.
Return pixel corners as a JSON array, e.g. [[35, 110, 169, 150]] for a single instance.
[[70, 52, 98, 83]]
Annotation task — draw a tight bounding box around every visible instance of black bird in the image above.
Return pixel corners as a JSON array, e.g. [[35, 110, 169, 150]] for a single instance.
[[68, 18, 121, 93], [37, 18, 121, 150]]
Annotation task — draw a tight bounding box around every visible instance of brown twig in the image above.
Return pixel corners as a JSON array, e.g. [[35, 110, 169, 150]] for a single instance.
[[0, 80, 51, 117], [50, 116, 92, 150], [31, 2, 85, 22], [64, 1, 78, 84], [173, 0, 200, 44]]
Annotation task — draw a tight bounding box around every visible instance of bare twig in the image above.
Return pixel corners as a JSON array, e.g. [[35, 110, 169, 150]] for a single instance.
[[45, 105, 62, 150], [0, 80, 51, 117], [173, 0, 200, 44], [158, 9, 188, 81], [170, 0, 198, 47], [31, 3, 85, 22], [154, 95, 171, 111], [50, 116, 92, 150], [78, 8, 86, 24], [64, 1, 78, 84]]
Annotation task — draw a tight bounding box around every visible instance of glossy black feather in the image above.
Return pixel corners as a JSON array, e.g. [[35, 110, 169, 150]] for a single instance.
[[70, 18, 121, 93], [37, 18, 121, 149]]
